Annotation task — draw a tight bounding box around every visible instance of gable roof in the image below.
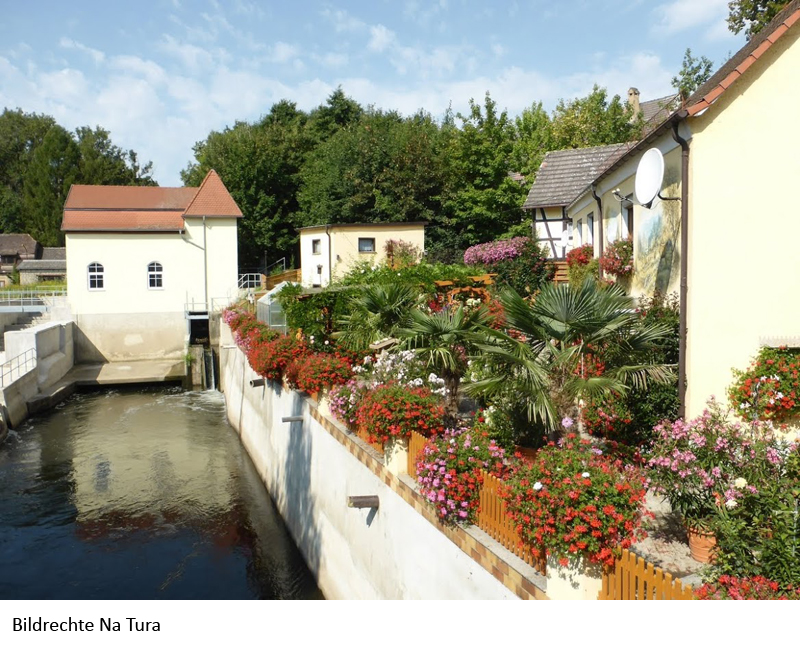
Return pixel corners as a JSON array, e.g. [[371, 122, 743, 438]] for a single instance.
[[62, 169, 241, 233], [640, 93, 680, 123], [572, 0, 800, 201], [522, 143, 630, 210], [0, 234, 39, 256], [41, 247, 66, 261], [17, 259, 66, 273]]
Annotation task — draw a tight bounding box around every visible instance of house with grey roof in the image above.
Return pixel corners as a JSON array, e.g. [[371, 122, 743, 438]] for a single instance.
[[0, 234, 42, 286], [17, 247, 66, 285]]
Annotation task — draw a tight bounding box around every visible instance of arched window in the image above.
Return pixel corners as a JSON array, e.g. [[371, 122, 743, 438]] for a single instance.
[[88, 262, 104, 290], [147, 262, 163, 289]]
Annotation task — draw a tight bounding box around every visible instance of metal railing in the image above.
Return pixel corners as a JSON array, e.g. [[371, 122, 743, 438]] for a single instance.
[[185, 298, 231, 314], [0, 348, 36, 387], [238, 274, 262, 290], [0, 289, 67, 306]]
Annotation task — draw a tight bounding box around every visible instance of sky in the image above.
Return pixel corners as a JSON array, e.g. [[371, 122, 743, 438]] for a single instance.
[[0, 0, 744, 186]]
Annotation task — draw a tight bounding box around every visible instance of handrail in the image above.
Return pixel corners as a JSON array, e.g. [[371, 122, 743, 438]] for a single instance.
[[0, 348, 37, 387], [237, 274, 262, 289], [0, 289, 67, 305]]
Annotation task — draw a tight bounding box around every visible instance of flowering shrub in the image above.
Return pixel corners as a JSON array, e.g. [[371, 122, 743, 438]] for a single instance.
[[294, 353, 353, 393], [384, 239, 421, 268], [329, 379, 365, 427], [353, 350, 448, 397], [464, 237, 530, 265], [566, 244, 594, 269], [729, 346, 800, 424], [248, 334, 309, 382], [581, 392, 635, 441], [223, 308, 279, 355], [416, 428, 508, 525], [502, 434, 647, 567], [599, 238, 633, 277], [355, 383, 445, 443], [696, 575, 800, 600]]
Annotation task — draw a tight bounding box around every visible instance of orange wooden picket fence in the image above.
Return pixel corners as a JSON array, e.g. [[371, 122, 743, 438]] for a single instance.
[[599, 548, 694, 600]]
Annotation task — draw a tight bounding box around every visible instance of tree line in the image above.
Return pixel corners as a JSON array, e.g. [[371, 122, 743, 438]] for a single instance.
[[0, 109, 155, 246], [182, 86, 642, 269]]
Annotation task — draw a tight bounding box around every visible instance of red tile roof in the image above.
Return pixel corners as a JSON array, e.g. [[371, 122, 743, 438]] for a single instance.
[[62, 170, 241, 232], [184, 169, 243, 217], [61, 211, 186, 232]]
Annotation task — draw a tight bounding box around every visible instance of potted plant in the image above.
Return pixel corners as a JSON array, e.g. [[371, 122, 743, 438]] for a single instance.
[[502, 433, 647, 598], [646, 398, 762, 562], [598, 237, 633, 279]]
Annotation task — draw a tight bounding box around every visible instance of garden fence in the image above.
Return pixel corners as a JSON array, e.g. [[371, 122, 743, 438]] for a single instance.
[[599, 548, 694, 600]]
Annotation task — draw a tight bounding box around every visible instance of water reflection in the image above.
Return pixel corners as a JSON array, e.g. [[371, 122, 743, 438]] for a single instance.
[[0, 385, 322, 599]]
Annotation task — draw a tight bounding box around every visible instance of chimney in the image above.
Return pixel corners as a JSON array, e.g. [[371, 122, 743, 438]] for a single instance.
[[627, 87, 641, 122]]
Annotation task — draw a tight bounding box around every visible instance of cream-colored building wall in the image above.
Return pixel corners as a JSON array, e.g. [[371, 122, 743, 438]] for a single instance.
[[685, 26, 800, 418], [331, 224, 425, 280], [569, 203, 597, 253], [299, 228, 331, 287]]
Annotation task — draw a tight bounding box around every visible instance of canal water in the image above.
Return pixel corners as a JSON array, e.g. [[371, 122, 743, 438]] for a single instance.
[[0, 385, 322, 599]]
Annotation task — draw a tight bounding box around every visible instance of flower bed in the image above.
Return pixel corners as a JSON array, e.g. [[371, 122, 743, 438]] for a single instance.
[[729, 345, 800, 423], [463, 237, 530, 265], [415, 427, 507, 525], [293, 353, 353, 393], [355, 383, 445, 444], [696, 575, 800, 600], [502, 434, 647, 567]]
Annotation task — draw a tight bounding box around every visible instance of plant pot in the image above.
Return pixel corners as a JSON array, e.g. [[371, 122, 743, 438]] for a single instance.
[[546, 555, 603, 600], [687, 526, 717, 563]]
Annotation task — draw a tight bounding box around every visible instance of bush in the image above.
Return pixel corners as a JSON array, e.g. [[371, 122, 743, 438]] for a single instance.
[[696, 575, 800, 600], [355, 383, 445, 443], [416, 427, 508, 525], [566, 244, 593, 269], [329, 379, 365, 427], [464, 236, 553, 296], [729, 346, 800, 424], [294, 353, 353, 393], [568, 258, 599, 287], [502, 434, 647, 567]]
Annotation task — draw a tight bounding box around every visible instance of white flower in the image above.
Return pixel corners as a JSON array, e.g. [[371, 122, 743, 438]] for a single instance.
[[582, 472, 590, 478], [734, 477, 748, 489], [725, 499, 738, 509], [533, 482, 543, 491]]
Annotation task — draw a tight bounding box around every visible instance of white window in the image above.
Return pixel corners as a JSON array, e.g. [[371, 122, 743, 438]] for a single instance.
[[576, 219, 583, 246], [88, 262, 104, 290], [312, 239, 321, 255], [147, 261, 163, 289], [587, 213, 594, 245], [358, 237, 376, 253]]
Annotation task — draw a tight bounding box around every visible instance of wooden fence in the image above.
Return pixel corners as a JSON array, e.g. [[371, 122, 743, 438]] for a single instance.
[[265, 269, 301, 290], [405, 431, 691, 599], [599, 548, 695, 600]]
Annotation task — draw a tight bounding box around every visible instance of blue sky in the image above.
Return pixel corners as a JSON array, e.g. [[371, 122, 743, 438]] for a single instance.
[[0, 0, 743, 185]]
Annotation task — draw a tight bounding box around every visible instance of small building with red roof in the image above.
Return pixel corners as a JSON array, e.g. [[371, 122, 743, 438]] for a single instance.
[[62, 169, 242, 362]]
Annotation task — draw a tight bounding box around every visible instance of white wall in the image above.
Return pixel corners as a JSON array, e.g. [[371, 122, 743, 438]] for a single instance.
[[299, 229, 330, 287], [219, 326, 517, 600]]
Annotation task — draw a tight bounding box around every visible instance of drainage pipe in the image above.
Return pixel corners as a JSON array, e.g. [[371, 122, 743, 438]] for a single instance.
[[671, 118, 690, 418], [591, 185, 603, 279]]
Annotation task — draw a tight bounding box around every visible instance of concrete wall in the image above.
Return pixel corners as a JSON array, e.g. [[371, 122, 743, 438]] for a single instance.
[[684, 25, 800, 418], [219, 325, 521, 600], [72, 312, 186, 362], [300, 224, 425, 287], [5, 321, 74, 389], [0, 366, 38, 428]]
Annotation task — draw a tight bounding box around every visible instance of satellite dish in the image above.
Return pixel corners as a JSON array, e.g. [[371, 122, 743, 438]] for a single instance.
[[634, 148, 665, 208]]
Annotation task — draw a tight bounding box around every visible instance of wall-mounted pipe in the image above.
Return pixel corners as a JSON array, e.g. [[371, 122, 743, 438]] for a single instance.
[[347, 495, 379, 509], [591, 184, 603, 279], [671, 119, 690, 418], [249, 377, 265, 387], [282, 415, 303, 423]]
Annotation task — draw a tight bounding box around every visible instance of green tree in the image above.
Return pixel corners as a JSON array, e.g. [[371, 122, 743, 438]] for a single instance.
[[727, 0, 791, 38], [510, 101, 553, 179], [469, 279, 674, 436], [671, 48, 714, 102]]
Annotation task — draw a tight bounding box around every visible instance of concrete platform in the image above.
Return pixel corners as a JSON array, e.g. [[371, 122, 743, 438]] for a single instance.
[[26, 360, 186, 416]]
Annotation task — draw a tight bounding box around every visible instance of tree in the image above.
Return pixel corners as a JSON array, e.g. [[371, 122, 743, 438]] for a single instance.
[[727, 0, 791, 38], [672, 48, 714, 102], [468, 279, 674, 437], [22, 125, 80, 245], [510, 101, 553, 179]]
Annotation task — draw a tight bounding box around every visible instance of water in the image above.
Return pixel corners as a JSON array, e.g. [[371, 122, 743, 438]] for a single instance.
[[0, 385, 322, 599]]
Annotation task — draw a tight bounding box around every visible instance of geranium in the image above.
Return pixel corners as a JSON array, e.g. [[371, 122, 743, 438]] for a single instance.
[[502, 434, 647, 567], [599, 237, 633, 277], [415, 427, 508, 525], [696, 575, 800, 600], [566, 244, 594, 269], [248, 334, 309, 382], [294, 353, 353, 393], [354, 383, 445, 443], [329, 379, 366, 427], [729, 346, 800, 424]]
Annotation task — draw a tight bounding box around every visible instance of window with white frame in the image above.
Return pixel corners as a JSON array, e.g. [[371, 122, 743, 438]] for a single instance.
[[312, 239, 321, 254], [358, 237, 376, 253], [587, 213, 594, 245], [576, 219, 583, 246], [88, 262, 104, 290], [147, 261, 163, 289]]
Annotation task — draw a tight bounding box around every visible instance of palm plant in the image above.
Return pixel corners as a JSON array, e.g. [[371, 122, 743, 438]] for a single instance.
[[398, 304, 492, 418], [335, 283, 419, 350], [468, 278, 675, 437]]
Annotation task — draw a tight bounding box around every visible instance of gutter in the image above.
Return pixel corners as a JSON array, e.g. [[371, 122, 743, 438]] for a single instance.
[[590, 185, 603, 279], [670, 114, 690, 418]]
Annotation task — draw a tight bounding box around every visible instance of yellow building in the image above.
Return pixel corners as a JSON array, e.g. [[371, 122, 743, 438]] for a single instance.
[[298, 222, 426, 287], [566, 0, 800, 417]]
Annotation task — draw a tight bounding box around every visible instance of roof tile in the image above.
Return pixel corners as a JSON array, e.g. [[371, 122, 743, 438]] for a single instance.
[[65, 186, 197, 210], [183, 170, 242, 217], [62, 211, 185, 232]]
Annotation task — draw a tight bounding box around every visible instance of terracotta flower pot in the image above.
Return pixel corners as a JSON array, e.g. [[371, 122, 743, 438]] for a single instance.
[[687, 526, 717, 563]]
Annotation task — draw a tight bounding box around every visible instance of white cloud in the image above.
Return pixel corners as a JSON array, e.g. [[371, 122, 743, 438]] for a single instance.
[[321, 8, 366, 33], [368, 25, 396, 53], [268, 42, 301, 64], [653, 0, 729, 35], [491, 43, 507, 58], [59, 37, 105, 65], [312, 52, 349, 68]]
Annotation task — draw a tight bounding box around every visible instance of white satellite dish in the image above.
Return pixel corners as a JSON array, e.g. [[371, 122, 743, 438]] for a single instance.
[[634, 148, 665, 208]]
